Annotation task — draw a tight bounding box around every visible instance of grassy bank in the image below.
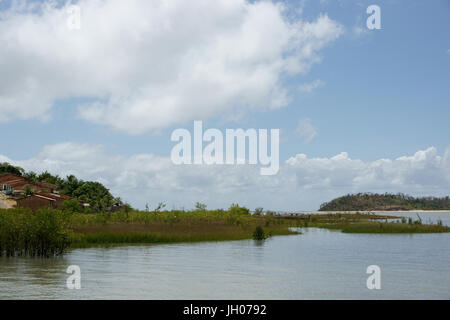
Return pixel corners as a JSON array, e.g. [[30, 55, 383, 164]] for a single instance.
[[2, 208, 448, 257], [0, 207, 298, 256]]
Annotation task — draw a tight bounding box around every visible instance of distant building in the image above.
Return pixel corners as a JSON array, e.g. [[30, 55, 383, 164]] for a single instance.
[[105, 202, 125, 212]]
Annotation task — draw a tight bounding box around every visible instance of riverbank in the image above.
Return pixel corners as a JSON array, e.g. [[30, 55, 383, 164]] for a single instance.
[[0, 207, 300, 256], [71, 211, 450, 248], [1, 208, 449, 257]]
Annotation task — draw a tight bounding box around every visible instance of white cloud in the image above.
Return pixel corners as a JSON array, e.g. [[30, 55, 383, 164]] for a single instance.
[[0, 0, 342, 134], [298, 79, 325, 93], [296, 118, 318, 142], [2, 144, 449, 211]]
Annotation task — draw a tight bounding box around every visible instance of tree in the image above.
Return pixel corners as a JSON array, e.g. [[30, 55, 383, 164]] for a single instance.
[[24, 171, 38, 182], [254, 207, 264, 215], [71, 181, 114, 212], [0, 162, 25, 176], [61, 199, 85, 213], [23, 185, 34, 196], [195, 202, 207, 211], [155, 202, 166, 212]]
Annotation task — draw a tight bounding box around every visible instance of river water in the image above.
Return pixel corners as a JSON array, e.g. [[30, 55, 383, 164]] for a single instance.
[[0, 212, 449, 299]]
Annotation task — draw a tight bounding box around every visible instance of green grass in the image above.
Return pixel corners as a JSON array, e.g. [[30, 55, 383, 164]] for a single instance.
[[2, 208, 448, 257], [1, 207, 300, 255], [69, 219, 298, 248]]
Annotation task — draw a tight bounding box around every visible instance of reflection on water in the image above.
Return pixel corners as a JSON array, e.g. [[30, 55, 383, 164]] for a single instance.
[[1, 212, 449, 300]]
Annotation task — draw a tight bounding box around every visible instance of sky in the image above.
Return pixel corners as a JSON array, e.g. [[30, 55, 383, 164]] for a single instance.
[[0, 0, 449, 211]]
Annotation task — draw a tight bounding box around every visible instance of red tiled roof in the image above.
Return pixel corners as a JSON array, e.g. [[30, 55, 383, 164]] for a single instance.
[[1, 174, 72, 202], [0, 174, 30, 184]]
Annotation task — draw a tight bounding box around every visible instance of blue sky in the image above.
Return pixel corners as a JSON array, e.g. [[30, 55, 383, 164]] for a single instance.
[[1, 0, 449, 210]]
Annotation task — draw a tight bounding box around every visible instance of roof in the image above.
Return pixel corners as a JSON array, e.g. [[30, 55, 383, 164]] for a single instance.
[[0, 174, 72, 203], [35, 192, 71, 201], [0, 174, 33, 189], [0, 174, 27, 183]]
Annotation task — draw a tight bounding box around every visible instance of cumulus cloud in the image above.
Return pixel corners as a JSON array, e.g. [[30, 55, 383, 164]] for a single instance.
[[2, 143, 449, 211], [0, 0, 343, 134], [296, 118, 318, 142]]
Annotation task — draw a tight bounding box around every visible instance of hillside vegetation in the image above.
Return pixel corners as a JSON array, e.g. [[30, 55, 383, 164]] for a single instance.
[[319, 193, 450, 211]]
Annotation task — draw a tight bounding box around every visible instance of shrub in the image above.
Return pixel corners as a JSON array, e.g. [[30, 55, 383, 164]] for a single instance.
[[252, 226, 266, 240]]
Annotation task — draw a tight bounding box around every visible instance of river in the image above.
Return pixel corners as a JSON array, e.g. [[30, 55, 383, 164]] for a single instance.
[[0, 212, 449, 299]]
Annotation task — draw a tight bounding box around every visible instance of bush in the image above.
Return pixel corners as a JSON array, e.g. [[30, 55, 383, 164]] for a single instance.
[[252, 226, 266, 240]]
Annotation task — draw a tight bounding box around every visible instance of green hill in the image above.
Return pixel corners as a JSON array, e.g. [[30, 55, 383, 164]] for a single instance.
[[319, 193, 450, 211]]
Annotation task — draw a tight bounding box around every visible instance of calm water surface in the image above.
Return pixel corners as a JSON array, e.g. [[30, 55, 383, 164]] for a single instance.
[[0, 212, 449, 299]]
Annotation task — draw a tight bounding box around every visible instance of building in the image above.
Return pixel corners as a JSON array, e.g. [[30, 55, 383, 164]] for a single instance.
[[0, 173, 72, 211]]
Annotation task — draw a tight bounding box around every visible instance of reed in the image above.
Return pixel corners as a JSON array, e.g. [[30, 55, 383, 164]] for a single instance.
[[0, 207, 300, 254], [0, 208, 71, 257]]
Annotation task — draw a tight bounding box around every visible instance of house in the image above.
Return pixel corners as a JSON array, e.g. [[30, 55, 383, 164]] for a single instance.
[[0, 173, 72, 211]]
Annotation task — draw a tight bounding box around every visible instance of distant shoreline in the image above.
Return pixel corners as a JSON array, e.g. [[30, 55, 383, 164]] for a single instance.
[[314, 210, 450, 214]]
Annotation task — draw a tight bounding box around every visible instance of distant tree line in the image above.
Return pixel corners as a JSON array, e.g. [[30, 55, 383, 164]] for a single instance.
[[0, 162, 121, 212], [319, 193, 450, 211]]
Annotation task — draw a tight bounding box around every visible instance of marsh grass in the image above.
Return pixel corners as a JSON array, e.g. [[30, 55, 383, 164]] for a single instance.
[[2, 208, 448, 257], [70, 216, 296, 247], [1, 207, 300, 255], [0, 208, 71, 257]]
